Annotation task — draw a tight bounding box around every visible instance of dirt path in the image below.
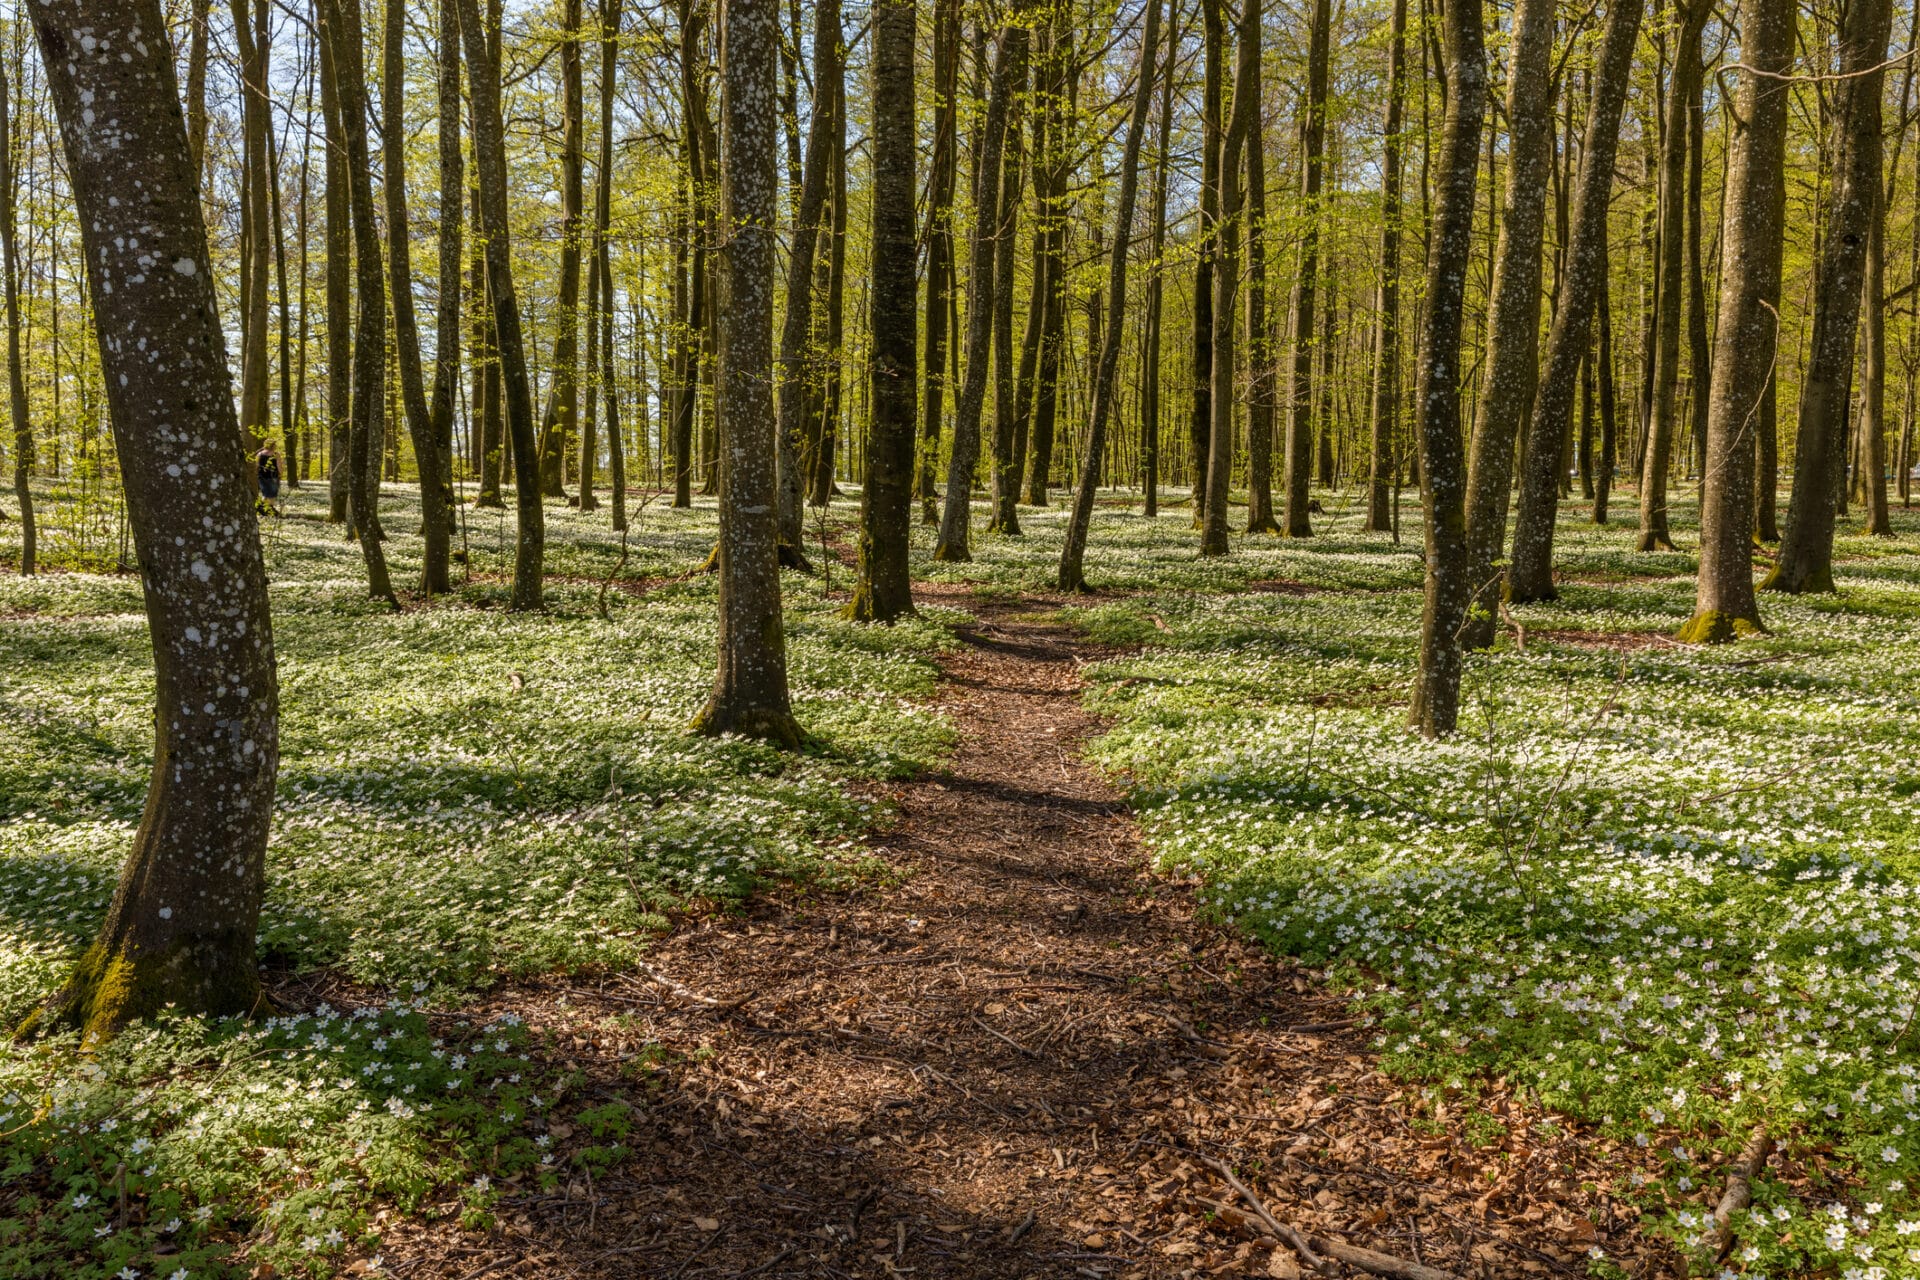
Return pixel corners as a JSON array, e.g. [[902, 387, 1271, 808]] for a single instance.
[[380, 595, 1649, 1280]]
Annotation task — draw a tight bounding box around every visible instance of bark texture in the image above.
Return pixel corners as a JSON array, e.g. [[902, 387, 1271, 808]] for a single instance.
[[22, 0, 278, 1042], [1678, 0, 1795, 640], [934, 18, 1026, 562], [1282, 0, 1331, 537], [1505, 0, 1643, 601], [1059, 0, 1163, 590], [457, 0, 546, 608], [847, 0, 917, 622], [1364, 0, 1407, 533], [1406, 0, 1486, 738], [1765, 0, 1891, 592], [1459, 0, 1555, 645], [693, 0, 802, 745]]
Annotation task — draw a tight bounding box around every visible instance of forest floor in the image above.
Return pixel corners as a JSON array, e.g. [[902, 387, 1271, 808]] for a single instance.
[[14, 485, 1920, 1279], [369, 587, 1656, 1280]]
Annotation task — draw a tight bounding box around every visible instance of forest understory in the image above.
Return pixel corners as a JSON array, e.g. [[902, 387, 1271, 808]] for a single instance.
[[8, 484, 1920, 1279]]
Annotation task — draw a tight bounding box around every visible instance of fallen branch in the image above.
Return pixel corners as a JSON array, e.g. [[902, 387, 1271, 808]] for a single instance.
[[970, 1013, 1039, 1057], [1199, 1155, 1335, 1277], [630, 963, 729, 1009], [1307, 1233, 1463, 1280], [1200, 1155, 1461, 1280], [1714, 1128, 1774, 1259]]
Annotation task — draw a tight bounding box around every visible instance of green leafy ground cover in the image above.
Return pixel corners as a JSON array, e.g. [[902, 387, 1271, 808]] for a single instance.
[[9, 479, 1920, 1278], [0, 483, 956, 1278], [1023, 492, 1920, 1279]]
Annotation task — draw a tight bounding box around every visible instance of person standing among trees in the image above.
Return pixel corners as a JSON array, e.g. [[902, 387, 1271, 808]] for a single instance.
[[18, 0, 279, 1042], [256, 438, 283, 517]]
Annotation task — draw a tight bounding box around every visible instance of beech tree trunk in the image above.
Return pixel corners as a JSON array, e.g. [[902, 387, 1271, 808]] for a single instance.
[[919, 0, 959, 524], [457, 0, 546, 608], [1059, 0, 1162, 589], [1766, 0, 1891, 592], [934, 17, 1026, 562], [1200, 0, 1256, 557], [1636, 2, 1704, 552], [777, 0, 840, 557], [596, 0, 626, 531], [1364, 0, 1406, 533], [693, 0, 802, 746], [1141, 3, 1177, 520], [385, 0, 451, 594], [22, 0, 278, 1042], [1282, 0, 1330, 537], [1595, 246, 1617, 525], [1861, 182, 1894, 536], [1188, 0, 1222, 518], [0, 66, 33, 575], [1678, 0, 1796, 636], [537, 0, 586, 499], [1505, 0, 1642, 601], [1459, 0, 1555, 646], [1244, 98, 1278, 535], [321, 17, 352, 522], [429, 0, 464, 534], [988, 64, 1030, 537], [319, 0, 397, 602], [1026, 25, 1071, 510], [228, 0, 272, 451], [847, 0, 917, 622], [1406, 0, 1486, 738]]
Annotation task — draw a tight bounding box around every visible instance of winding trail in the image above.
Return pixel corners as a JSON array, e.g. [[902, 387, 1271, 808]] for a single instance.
[[381, 593, 1640, 1279]]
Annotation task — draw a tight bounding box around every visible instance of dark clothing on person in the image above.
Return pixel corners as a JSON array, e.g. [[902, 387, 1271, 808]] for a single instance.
[[258, 452, 281, 500]]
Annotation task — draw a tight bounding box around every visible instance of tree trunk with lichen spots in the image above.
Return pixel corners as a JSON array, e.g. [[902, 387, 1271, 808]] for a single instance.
[[1505, 0, 1641, 601], [934, 17, 1025, 562], [847, 0, 917, 622], [1459, 0, 1554, 646], [1406, 0, 1485, 738], [20, 0, 278, 1044], [457, 0, 545, 608], [1766, 0, 1890, 593], [693, 0, 802, 745], [1679, 0, 1795, 638]]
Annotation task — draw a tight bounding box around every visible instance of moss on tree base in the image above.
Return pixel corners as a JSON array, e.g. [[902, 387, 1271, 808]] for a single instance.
[[842, 586, 915, 623], [690, 700, 807, 750], [1675, 609, 1765, 644], [19, 937, 265, 1047], [1760, 561, 1836, 595], [931, 542, 971, 563]]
